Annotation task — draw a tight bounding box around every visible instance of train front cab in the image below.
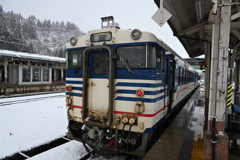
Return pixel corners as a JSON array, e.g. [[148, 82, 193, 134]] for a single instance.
[[66, 43, 169, 155]]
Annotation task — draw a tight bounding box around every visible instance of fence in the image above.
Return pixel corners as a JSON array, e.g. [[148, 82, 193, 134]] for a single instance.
[[0, 40, 34, 53]]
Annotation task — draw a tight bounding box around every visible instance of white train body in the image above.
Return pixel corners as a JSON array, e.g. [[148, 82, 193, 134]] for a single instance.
[[66, 17, 199, 156]]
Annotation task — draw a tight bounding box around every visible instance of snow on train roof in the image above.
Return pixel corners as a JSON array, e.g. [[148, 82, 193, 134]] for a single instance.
[[0, 50, 66, 63]]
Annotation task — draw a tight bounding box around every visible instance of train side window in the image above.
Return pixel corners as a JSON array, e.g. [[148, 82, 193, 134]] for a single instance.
[[180, 68, 183, 85], [67, 49, 83, 69], [181, 68, 184, 84], [178, 67, 181, 85], [147, 45, 157, 68], [183, 69, 186, 84], [157, 50, 163, 70], [184, 69, 187, 84], [191, 72, 193, 82]]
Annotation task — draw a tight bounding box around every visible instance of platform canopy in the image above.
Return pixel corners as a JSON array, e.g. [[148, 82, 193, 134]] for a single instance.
[[154, 0, 240, 58]]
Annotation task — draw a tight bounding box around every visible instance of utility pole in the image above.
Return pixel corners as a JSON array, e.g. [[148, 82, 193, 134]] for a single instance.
[[205, 0, 232, 159]]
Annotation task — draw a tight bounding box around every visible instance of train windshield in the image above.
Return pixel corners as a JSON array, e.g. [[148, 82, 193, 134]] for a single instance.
[[117, 45, 156, 69], [67, 49, 84, 69]]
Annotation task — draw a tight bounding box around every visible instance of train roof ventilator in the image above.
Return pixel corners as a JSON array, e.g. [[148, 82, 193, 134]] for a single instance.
[[101, 16, 120, 29]]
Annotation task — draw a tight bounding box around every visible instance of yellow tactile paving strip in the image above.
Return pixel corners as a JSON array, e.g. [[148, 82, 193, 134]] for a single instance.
[[191, 138, 204, 160]]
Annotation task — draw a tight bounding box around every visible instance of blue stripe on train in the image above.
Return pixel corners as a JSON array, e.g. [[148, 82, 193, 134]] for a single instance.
[[66, 80, 83, 84], [66, 92, 82, 97], [115, 89, 164, 95], [72, 87, 82, 90], [115, 82, 161, 88], [115, 95, 165, 103]]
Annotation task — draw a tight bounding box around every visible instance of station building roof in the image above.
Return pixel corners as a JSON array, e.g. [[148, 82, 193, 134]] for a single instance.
[[154, 0, 240, 58], [0, 50, 66, 63]]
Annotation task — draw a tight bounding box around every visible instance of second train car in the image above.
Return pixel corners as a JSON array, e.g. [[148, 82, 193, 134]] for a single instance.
[[65, 16, 199, 157]]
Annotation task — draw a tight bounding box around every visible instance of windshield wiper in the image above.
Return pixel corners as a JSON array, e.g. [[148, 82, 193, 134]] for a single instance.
[[120, 57, 134, 73]]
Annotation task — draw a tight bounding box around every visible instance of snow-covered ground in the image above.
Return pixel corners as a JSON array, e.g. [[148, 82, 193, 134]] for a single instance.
[[0, 93, 88, 159]]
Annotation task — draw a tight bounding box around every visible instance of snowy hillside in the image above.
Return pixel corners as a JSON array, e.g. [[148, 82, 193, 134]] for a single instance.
[[0, 5, 85, 57]]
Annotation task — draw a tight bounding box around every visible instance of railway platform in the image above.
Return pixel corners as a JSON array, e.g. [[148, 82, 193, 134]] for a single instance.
[[143, 86, 204, 160]]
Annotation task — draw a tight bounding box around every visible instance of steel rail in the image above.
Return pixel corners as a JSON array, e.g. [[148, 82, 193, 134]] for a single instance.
[[0, 95, 65, 106]]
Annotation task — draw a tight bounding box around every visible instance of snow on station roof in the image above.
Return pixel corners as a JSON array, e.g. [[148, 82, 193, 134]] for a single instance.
[[0, 49, 66, 63]]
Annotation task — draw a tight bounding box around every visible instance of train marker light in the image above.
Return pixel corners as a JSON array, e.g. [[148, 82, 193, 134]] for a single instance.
[[70, 36, 78, 46], [66, 86, 72, 91], [136, 89, 144, 97], [131, 29, 142, 40]]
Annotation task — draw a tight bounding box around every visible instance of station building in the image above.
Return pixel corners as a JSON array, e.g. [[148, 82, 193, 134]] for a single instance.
[[0, 49, 66, 95]]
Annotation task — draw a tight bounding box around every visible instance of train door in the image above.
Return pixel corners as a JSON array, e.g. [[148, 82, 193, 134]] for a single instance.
[[166, 59, 175, 113], [82, 46, 115, 128], [164, 60, 169, 112], [88, 50, 109, 114], [167, 59, 175, 113]]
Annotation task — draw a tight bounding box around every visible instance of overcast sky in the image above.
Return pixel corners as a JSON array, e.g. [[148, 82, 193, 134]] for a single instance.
[[1, 0, 189, 58]]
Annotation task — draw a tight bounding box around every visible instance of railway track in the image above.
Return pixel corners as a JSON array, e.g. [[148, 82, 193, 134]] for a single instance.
[[79, 152, 139, 160], [2, 136, 71, 160], [3, 136, 137, 160], [0, 91, 64, 99], [0, 94, 65, 106]]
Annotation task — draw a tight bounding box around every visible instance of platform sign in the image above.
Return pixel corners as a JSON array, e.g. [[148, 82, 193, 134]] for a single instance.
[[152, 1, 172, 27], [220, 49, 227, 91]]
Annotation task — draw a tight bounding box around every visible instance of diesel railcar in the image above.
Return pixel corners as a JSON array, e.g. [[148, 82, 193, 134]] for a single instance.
[[65, 16, 199, 156]]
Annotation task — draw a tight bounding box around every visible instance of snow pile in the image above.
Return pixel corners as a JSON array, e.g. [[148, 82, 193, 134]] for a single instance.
[[0, 93, 67, 158], [28, 141, 85, 160]]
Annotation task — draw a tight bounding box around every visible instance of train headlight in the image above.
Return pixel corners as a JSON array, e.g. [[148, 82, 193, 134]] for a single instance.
[[66, 85, 72, 91], [70, 36, 78, 46], [135, 101, 145, 113], [131, 29, 141, 40], [136, 89, 144, 97]]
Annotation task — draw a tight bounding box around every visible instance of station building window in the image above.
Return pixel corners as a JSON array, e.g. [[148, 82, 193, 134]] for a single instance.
[[0, 66, 4, 82], [43, 67, 49, 81], [32, 66, 41, 82], [20, 66, 51, 84], [22, 66, 30, 82]]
